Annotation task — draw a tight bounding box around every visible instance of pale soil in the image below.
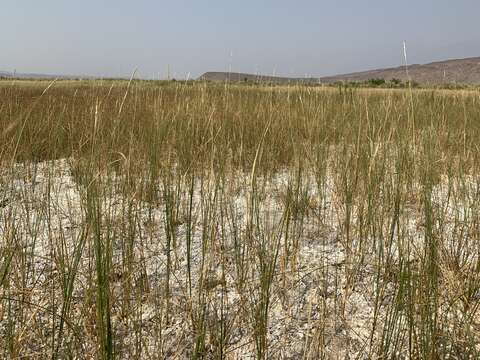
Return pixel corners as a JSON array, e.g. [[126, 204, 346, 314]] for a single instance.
[[1, 159, 478, 358]]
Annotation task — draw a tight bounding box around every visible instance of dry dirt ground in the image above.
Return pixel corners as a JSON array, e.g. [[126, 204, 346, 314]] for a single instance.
[[1, 159, 479, 358]]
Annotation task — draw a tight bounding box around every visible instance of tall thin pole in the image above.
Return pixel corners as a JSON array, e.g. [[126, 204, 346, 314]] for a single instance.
[[403, 40, 410, 82]]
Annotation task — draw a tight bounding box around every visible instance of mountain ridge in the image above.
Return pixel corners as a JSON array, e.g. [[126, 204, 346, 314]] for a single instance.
[[3, 56, 480, 84], [0, 71, 92, 80], [200, 56, 480, 85]]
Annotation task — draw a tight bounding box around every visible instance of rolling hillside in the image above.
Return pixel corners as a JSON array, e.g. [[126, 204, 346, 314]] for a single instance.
[[199, 56, 480, 85]]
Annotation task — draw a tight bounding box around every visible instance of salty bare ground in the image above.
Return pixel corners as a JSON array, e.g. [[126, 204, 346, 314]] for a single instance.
[[2, 158, 478, 359]]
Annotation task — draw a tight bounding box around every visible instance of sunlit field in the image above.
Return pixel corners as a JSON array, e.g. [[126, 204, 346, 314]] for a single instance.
[[1, 79, 480, 359]]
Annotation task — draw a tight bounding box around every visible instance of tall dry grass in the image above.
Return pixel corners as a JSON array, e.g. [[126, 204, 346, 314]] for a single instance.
[[0, 79, 480, 358]]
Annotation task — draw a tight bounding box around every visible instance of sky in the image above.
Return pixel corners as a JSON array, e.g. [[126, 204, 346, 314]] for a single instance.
[[2, 0, 480, 79]]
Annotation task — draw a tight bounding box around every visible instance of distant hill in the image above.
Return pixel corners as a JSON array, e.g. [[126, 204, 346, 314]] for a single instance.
[[0, 71, 90, 80], [198, 71, 318, 84], [4, 56, 480, 84], [199, 56, 480, 85], [321, 57, 480, 84]]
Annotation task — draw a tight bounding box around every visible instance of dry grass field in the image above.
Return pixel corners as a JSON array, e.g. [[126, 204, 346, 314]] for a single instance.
[[1, 79, 480, 359]]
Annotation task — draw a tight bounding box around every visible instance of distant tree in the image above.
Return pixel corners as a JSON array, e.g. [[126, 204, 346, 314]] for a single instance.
[[367, 78, 386, 86], [390, 78, 402, 86]]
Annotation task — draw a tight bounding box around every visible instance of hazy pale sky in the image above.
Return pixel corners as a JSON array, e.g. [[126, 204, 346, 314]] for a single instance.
[[2, 1, 479, 79]]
